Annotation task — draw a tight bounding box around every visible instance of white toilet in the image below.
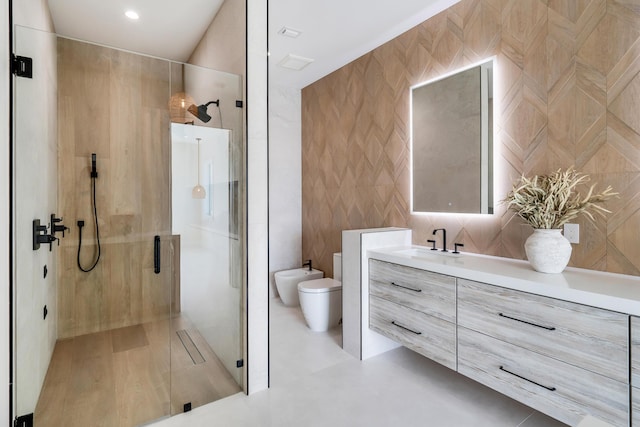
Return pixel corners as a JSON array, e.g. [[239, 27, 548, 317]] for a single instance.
[[298, 253, 342, 332]]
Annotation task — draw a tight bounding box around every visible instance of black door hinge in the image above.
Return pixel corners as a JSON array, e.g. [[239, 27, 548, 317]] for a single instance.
[[235, 100, 243, 108], [15, 413, 33, 427], [12, 54, 33, 78], [236, 359, 244, 368]]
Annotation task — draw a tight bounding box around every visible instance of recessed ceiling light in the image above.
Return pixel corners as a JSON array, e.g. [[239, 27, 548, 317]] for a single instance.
[[278, 54, 314, 71], [125, 10, 139, 20], [278, 27, 301, 38]]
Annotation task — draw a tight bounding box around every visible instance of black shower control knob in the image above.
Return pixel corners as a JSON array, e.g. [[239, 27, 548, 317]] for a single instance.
[[47, 235, 57, 251]]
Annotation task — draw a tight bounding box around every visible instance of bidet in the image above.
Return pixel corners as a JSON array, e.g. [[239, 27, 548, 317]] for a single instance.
[[274, 267, 324, 306]]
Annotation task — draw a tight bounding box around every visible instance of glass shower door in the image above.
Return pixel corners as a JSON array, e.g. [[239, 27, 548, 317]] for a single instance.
[[13, 24, 245, 427], [169, 123, 243, 411], [168, 60, 245, 410], [13, 28, 175, 427], [12, 24, 60, 425]]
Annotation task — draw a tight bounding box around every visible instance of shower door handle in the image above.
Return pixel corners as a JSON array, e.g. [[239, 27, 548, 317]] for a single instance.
[[154, 235, 161, 274]]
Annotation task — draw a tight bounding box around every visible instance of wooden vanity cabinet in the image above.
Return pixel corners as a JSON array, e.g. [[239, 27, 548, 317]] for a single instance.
[[457, 278, 628, 382], [368, 257, 633, 427], [369, 259, 455, 322], [457, 280, 628, 426], [368, 259, 456, 369], [370, 295, 456, 369], [458, 327, 627, 426]]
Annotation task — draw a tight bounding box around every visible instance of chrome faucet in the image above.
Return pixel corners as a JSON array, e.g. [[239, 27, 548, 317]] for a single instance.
[[432, 228, 447, 252]]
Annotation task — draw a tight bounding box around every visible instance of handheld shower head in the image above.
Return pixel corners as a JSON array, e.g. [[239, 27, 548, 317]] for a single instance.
[[187, 99, 220, 123], [91, 153, 98, 178]]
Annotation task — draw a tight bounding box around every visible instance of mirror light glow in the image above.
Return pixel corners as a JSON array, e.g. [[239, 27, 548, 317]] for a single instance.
[[125, 10, 139, 20], [410, 57, 496, 216]]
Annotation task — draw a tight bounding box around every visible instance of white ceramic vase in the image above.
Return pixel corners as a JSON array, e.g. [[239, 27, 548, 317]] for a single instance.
[[524, 229, 572, 274]]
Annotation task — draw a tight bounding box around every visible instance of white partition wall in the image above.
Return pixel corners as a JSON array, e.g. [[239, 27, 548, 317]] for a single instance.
[[246, 0, 269, 393], [1, 2, 10, 422], [342, 227, 411, 360]]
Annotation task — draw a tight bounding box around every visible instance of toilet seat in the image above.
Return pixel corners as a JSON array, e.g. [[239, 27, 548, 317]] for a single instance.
[[298, 278, 341, 293]]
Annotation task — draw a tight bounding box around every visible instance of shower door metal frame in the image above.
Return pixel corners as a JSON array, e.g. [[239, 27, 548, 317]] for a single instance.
[[8, 0, 16, 422]]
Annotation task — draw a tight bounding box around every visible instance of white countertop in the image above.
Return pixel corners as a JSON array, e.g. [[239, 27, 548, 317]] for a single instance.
[[367, 246, 640, 316]]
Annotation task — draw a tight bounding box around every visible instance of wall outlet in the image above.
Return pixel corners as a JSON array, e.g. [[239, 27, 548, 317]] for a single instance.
[[563, 223, 579, 244]]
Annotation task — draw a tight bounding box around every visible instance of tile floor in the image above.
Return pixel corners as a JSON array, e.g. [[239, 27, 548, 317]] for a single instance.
[[34, 316, 240, 427], [151, 299, 568, 427]]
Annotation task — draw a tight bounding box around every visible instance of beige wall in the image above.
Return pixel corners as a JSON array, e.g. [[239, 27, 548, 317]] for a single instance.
[[302, 0, 640, 278], [57, 38, 174, 338], [188, 0, 246, 76]]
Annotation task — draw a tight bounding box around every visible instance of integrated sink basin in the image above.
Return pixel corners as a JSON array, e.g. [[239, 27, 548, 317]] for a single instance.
[[394, 248, 464, 258]]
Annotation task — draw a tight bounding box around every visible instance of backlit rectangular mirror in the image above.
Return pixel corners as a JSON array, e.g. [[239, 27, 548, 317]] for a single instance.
[[411, 59, 494, 214]]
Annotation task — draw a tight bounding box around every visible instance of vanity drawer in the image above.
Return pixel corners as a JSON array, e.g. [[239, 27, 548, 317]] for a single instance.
[[369, 295, 456, 369], [457, 279, 628, 382], [458, 327, 629, 427], [632, 316, 640, 387], [369, 259, 456, 322]]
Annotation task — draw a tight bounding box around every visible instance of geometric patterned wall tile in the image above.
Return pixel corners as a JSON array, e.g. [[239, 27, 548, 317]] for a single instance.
[[576, 87, 606, 140], [609, 208, 640, 272], [548, 0, 592, 24], [502, 0, 548, 53], [302, 0, 640, 277], [609, 71, 640, 135], [463, 1, 501, 62], [578, 13, 639, 77]]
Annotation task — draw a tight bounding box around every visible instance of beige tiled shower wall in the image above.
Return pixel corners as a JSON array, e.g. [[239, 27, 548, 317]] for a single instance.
[[57, 38, 176, 338], [302, 0, 640, 278]]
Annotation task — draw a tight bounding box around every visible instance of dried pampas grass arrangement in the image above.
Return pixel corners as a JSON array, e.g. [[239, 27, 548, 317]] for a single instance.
[[504, 168, 618, 229]]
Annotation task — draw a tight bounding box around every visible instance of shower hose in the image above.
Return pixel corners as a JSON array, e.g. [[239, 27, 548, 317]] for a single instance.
[[77, 173, 101, 272]]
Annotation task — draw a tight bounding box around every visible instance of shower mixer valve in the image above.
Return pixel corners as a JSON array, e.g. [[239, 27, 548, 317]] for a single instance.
[[50, 214, 69, 238], [33, 219, 58, 251]]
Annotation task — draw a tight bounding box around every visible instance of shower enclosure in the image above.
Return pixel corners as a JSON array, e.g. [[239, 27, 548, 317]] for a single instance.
[[12, 25, 245, 426]]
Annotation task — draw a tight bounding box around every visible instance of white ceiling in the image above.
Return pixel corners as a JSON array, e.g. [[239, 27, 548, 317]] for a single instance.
[[47, 0, 460, 88], [269, 0, 460, 89], [48, 0, 224, 62]]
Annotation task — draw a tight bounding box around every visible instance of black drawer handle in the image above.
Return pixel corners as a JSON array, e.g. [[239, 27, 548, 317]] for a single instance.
[[499, 366, 556, 391], [498, 313, 556, 331], [391, 321, 422, 335], [154, 235, 161, 274], [390, 282, 422, 293]]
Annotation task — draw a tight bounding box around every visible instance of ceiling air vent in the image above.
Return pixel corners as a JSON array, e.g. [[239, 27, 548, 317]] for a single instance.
[[278, 54, 314, 71], [278, 26, 301, 38]]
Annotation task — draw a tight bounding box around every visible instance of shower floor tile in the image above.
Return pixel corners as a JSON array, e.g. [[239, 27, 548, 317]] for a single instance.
[[33, 316, 241, 427], [111, 324, 149, 353]]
